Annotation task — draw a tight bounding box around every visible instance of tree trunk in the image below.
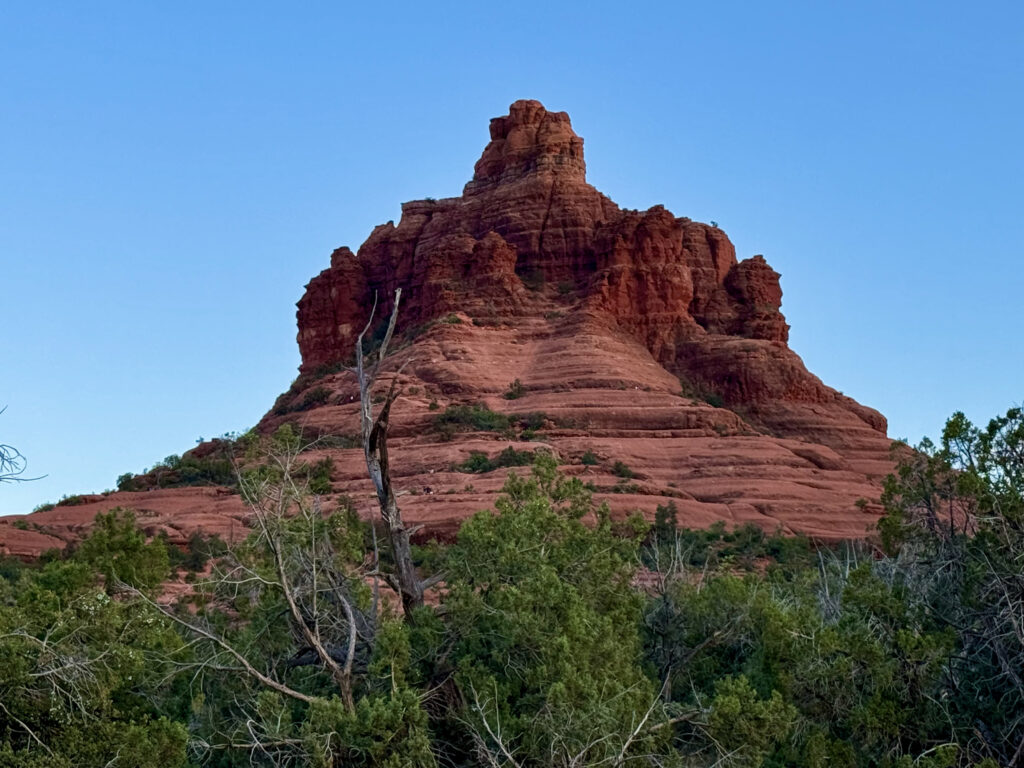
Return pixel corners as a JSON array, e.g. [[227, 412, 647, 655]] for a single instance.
[[355, 288, 425, 618]]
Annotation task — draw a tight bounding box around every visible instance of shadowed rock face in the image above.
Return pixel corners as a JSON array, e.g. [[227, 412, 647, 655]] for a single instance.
[[0, 100, 894, 558]]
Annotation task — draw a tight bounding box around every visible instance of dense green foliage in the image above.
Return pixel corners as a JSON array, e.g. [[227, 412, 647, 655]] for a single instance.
[[455, 446, 535, 474], [876, 407, 1024, 764], [434, 403, 513, 435], [441, 454, 659, 765], [503, 379, 528, 400], [115, 426, 338, 495], [433, 404, 558, 441], [117, 441, 241, 491], [0, 510, 188, 766], [612, 460, 636, 479], [2, 406, 1022, 765]]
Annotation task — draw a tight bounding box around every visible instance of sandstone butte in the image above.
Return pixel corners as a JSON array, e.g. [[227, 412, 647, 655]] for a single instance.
[[0, 100, 894, 559]]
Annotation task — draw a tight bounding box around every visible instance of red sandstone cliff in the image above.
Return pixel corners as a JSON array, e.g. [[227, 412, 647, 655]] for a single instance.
[[0, 100, 893, 556], [296, 100, 885, 451]]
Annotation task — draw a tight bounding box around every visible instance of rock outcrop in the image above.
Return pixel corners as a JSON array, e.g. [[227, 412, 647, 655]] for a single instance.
[[1, 100, 894, 557]]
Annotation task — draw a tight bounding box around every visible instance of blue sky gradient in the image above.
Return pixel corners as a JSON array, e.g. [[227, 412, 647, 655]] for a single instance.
[[2, 1, 1021, 513]]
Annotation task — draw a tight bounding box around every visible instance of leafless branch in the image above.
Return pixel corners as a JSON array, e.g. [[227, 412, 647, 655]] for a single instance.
[[352, 288, 439, 619], [0, 700, 53, 756], [0, 406, 44, 483], [125, 584, 317, 705], [468, 682, 523, 768]]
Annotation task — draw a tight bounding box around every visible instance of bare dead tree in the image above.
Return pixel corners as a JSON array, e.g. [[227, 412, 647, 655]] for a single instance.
[[464, 679, 696, 768], [237, 444, 368, 710], [466, 682, 523, 768], [1, 406, 43, 483], [352, 288, 440, 618], [126, 432, 379, 761]]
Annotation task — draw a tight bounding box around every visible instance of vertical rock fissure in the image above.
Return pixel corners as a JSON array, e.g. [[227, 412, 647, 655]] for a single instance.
[[534, 176, 558, 273]]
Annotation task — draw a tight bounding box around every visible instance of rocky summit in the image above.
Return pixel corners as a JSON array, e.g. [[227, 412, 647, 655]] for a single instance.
[[1, 100, 892, 557]]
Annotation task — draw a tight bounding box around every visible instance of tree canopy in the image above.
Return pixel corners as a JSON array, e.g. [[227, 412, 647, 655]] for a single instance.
[[2, 407, 1023, 766]]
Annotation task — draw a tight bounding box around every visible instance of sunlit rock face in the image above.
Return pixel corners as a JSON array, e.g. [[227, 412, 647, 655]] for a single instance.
[[284, 99, 890, 540], [0, 100, 893, 557]]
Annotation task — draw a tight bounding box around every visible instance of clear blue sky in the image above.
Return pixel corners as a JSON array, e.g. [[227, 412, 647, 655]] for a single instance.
[[2, 2, 1021, 514]]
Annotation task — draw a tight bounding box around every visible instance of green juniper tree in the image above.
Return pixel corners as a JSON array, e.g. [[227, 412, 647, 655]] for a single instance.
[[136, 426, 436, 768], [879, 407, 1024, 766], [440, 452, 668, 766], [0, 511, 188, 767]]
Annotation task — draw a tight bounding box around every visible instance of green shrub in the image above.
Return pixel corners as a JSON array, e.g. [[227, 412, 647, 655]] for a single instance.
[[707, 676, 796, 767], [312, 361, 346, 379], [612, 460, 635, 479], [0, 554, 28, 582], [298, 386, 331, 411], [494, 447, 534, 469], [182, 531, 227, 571], [433, 404, 511, 434], [154, 454, 181, 470], [456, 447, 535, 474], [580, 449, 599, 466], [308, 457, 334, 495], [0, 519, 189, 765], [360, 315, 394, 357], [117, 442, 239, 492], [164, 530, 228, 573], [445, 453, 654, 765], [457, 451, 493, 474], [74, 508, 171, 590], [503, 378, 527, 400], [272, 385, 333, 415], [177, 456, 234, 486], [518, 411, 547, 431], [652, 501, 678, 541]]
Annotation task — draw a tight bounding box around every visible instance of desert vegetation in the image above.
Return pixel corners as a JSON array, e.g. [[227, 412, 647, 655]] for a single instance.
[[1, 405, 1022, 766], [455, 446, 536, 474]]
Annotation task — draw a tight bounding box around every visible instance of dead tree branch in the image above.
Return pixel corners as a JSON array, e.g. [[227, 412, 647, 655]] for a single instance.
[[126, 586, 317, 705], [1, 406, 43, 483], [351, 288, 437, 618]]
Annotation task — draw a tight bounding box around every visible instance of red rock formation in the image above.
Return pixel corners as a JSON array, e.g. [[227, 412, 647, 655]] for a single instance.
[[0, 488, 249, 558], [271, 100, 892, 541], [1, 100, 894, 556], [296, 100, 882, 430]]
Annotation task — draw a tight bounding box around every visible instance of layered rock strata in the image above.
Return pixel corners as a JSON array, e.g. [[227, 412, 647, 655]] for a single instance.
[[0, 100, 893, 556]]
